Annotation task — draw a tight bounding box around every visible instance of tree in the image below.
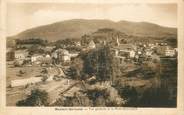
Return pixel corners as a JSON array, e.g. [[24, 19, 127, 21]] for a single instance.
[[69, 57, 84, 79], [16, 89, 49, 106], [81, 34, 91, 46], [41, 68, 48, 74], [65, 57, 84, 80], [83, 45, 121, 81], [41, 75, 48, 83], [16, 38, 47, 45], [55, 38, 75, 48], [14, 60, 24, 67], [66, 66, 78, 79], [118, 86, 138, 107], [19, 70, 25, 74], [28, 44, 45, 55], [138, 86, 171, 107]]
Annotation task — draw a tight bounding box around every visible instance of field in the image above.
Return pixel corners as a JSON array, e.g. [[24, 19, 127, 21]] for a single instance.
[[6, 62, 78, 106], [6, 63, 153, 106]]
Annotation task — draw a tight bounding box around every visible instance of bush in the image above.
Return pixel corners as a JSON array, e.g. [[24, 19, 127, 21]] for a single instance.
[[19, 70, 25, 74], [117, 86, 138, 107], [138, 86, 174, 107], [52, 94, 93, 107], [41, 75, 48, 83], [16, 89, 49, 106]]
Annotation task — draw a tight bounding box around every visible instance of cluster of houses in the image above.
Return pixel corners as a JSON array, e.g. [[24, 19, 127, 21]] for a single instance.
[[7, 36, 177, 89], [7, 36, 177, 66], [7, 49, 80, 66], [6, 39, 97, 66], [7, 39, 96, 87], [111, 37, 177, 64]]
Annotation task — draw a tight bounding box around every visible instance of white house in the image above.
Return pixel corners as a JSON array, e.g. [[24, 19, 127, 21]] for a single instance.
[[52, 49, 72, 63], [62, 55, 71, 62], [113, 44, 136, 58], [138, 51, 142, 55], [88, 40, 96, 49], [14, 50, 29, 60], [164, 46, 176, 57], [11, 77, 42, 87], [45, 54, 51, 58], [59, 49, 71, 62], [165, 49, 176, 57], [31, 54, 43, 63], [51, 51, 58, 59], [69, 52, 79, 58], [42, 55, 52, 64], [145, 49, 153, 56], [11, 76, 55, 87], [75, 41, 81, 46], [130, 50, 136, 58], [114, 37, 136, 58], [44, 46, 56, 52]]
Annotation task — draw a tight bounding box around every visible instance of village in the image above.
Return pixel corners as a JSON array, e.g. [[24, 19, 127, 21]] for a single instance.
[[6, 33, 177, 106]]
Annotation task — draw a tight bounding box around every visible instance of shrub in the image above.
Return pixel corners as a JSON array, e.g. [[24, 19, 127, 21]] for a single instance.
[[117, 86, 138, 107], [16, 89, 49, 106], [41, 75, 48, 83]]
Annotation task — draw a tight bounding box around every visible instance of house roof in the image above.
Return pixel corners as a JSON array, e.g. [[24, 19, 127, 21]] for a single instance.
[[55, 48, 69, 54], [15, 49, 28, 54], [89, 40, 95, 46], [32, 54, 43, 57]]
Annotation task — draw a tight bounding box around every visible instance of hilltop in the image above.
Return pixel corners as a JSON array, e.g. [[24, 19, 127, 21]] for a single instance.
[[7, 19, 177, 42]]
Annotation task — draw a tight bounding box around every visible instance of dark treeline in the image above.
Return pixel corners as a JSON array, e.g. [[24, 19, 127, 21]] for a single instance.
[[16, 38, 48, 46]]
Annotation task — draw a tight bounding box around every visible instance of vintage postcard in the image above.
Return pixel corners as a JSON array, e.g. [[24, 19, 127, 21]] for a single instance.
[[0, 0, 184, 115]]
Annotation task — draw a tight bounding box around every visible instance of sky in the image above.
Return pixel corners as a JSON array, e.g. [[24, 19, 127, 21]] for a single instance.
[[7, 3, 177, 36]]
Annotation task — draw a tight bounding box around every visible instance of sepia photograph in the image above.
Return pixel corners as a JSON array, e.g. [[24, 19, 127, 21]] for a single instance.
[[5, 2, 178, 107]]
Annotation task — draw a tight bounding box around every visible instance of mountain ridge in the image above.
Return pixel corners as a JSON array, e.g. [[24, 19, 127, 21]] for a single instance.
[[7, 19, 177, 41]]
